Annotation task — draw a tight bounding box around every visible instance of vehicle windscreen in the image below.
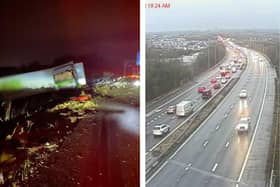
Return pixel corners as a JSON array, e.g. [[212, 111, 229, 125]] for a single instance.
[[153, 126, 161, 130], [240, 119, 248, 124]]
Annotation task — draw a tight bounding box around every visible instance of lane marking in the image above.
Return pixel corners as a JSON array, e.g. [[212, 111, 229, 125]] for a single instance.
[[236, 54, 269, 185], [169, 159, 245, 185], [203, 141, 209, 147], [211, 163, 218, 172], [185, 163, 192, 171], [146, 161, 168, 184], [225, 142, 230, 148]]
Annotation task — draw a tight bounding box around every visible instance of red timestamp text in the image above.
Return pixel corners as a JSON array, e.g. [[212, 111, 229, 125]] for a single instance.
[[145, 2, 171, 9]]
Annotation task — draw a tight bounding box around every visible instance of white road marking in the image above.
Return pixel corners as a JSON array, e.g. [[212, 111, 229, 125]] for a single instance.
[[211, 163, 218, 172], [225, 142, 230, 148], [185, 163, 192, 171], [170, 158, 243, 184], [203, 141, 209, 147], [146, 111, 155, 117], [146, 161, 168, 184]]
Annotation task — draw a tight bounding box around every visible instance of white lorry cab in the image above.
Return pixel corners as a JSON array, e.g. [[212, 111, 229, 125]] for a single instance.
[[176, 100, 194, 117]]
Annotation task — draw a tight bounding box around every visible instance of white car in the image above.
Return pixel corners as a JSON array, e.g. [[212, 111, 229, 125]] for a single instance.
[[236, 117, 251, 134], [216, 75, 222, 80], [239, 89, 247, 98], [166, 106, 176, 114], [221, 78, 227, 84], [153, 124, 170, 136]]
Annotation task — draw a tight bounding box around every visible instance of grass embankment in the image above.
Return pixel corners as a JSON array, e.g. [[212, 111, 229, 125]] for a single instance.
[[268, 80, 279, 186], [94, 83, 139, 106]]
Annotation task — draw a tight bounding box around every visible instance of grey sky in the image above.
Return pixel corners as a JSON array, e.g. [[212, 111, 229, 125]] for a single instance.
[[146, 0, 280, 32]]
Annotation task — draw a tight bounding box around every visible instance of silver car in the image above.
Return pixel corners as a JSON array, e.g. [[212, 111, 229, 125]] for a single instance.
[[166, 106, 176, 114], [153, 124, 170, 136]]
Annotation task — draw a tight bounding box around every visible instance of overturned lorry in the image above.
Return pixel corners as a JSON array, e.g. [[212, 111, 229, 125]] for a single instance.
[[0, 62, 87, 122]]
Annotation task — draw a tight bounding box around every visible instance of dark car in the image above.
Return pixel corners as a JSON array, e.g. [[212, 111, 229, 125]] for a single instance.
[[213, 83, 221, 89], [201, 89, 212, 99], [197, 86, 206, 93]]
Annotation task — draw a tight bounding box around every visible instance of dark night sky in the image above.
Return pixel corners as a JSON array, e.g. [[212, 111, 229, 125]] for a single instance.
[[0, 0, 139, 74]]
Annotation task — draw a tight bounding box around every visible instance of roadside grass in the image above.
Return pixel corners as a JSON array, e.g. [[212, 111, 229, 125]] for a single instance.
[[94, 83, 139, 106]]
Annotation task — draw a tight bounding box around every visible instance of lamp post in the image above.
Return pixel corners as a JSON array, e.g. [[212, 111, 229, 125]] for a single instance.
[[123, 60, 130, 76]]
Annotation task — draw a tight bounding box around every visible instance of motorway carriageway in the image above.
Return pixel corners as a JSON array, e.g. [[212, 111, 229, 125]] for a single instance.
[[147, 48, 276, 187], [146, 46, 238, 151]]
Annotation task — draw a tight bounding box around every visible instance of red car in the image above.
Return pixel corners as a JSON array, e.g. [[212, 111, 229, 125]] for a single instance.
[[213, 83, 221, 89], [210, 78, 217, 84], [197, 86, 206, 93]]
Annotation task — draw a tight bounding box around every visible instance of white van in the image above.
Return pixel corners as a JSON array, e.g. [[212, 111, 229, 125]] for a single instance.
[[176, 101, 194, 117]]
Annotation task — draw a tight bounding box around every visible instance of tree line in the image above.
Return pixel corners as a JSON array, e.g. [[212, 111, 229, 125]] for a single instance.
[[235, 39, 280, 76], [146, 41, 226, 101]]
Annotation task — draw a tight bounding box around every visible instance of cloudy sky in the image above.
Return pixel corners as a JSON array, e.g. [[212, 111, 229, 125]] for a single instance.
[[146, 0, 280, 32]]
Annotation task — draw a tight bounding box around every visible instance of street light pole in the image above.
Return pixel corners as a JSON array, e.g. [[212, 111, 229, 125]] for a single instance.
[[123, 60, 129, 76], [278, 33, 280, 78], [207, 39, 210, 68]]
